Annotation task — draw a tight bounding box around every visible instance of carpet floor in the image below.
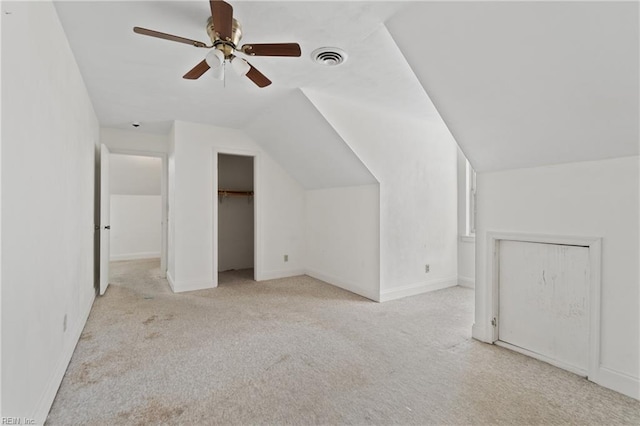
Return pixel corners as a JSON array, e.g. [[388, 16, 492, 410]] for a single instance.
[[47, 259, 640, 425]]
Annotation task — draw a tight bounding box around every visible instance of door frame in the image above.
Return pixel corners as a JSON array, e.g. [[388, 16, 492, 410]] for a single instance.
[[212, 148, 260, 287], [485, 231, 602, 380], [108, 148, 169, 277], [99, 144, 111, 295]]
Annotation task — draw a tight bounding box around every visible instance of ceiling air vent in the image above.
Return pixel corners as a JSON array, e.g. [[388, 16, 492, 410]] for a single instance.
[[311, 47, 347, 66]]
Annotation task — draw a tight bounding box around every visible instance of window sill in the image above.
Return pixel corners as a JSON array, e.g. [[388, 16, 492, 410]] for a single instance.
[[459, 235, 476, 243]]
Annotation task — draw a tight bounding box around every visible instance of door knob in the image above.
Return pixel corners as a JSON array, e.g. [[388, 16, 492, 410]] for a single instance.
[[104, 226, 111, 230]]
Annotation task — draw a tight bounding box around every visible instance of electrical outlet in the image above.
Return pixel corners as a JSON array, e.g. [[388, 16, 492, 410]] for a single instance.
[[63, 314, 68, 332], [425, 264, 430, 273], [284, 254, 289, 262]]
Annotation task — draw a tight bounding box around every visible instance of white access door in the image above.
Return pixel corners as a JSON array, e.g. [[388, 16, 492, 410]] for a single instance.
[[99, 144, 111, 295], [498, 240, 590, 375]]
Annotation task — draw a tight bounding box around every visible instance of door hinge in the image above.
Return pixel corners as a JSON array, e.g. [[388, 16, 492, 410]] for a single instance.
[[491, 317, 497, 327]]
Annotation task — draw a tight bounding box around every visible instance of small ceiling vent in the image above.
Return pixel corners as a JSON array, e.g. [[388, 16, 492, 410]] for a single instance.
[[311, 47, 347, 66]]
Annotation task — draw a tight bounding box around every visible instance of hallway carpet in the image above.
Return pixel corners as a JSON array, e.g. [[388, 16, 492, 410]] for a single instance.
[[47, 259, 640, 425]]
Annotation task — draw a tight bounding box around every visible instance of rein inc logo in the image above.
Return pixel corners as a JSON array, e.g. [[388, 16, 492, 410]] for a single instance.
[[1, 419, 35, 425]]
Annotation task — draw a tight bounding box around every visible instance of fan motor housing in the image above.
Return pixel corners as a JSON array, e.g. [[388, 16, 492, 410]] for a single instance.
[[207, 17, 242, 46]]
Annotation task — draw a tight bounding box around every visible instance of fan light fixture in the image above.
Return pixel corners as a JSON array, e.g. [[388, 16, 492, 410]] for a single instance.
[[210, 63, 225, 80], [205, 48, 225, 69], [231, 56, 250, 76], [132, 0, 301, 87]]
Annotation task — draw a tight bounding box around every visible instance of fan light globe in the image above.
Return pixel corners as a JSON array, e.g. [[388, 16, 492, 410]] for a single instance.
[[205, 49, 225, 69], [231, 57, 250, 76], [210, 64, 225, 80]]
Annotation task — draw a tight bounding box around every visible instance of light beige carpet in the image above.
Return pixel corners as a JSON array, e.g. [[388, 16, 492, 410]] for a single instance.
[[47, 259, 640, 425]]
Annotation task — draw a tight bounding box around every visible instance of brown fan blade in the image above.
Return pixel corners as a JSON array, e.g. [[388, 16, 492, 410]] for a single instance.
[[133, 27, 209, 48], [245, 63, 272, 88], [183, 60, 210, 80], [241, 43, 301, 57], [210, 0, 233, 41]]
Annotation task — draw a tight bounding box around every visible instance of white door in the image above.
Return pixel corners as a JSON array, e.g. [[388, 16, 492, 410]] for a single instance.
[[99, 144, 111, 295], [498, 240, 589, 375]]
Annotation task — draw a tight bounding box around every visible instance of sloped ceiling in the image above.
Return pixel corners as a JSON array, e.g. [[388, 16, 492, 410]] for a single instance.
[[50, 1, 638, 178], [52, 1, 412, 133], [245, 90, 377, 189], [52, 1, 437, 190], [244, 23, 444, 189], [387, 1, 639, 172]]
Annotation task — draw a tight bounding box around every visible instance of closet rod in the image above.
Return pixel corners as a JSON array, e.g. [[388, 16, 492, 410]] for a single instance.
[[217, 190, 254, 197]]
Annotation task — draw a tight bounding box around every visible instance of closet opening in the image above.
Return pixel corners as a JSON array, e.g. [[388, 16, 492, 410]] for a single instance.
[[217, 153, 255, 285]]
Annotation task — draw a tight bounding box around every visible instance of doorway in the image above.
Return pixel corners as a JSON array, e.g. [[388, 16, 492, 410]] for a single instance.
[[99, 148, 168, 295], [110, 153, 162, 259], [216, 153, 255, 285]]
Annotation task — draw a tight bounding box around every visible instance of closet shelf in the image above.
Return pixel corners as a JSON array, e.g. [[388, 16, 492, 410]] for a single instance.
[[218, 190, 254, 203]]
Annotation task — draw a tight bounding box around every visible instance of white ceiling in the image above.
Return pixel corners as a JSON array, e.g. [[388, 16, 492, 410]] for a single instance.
[[387, 1, 639, 172], [54, 1, 424, 134], [245, 90, 377, 189], [53, 1, 639, 176]]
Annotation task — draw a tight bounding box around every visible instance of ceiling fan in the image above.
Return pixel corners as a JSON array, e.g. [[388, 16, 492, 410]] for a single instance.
[[133, 0, 301, 88]]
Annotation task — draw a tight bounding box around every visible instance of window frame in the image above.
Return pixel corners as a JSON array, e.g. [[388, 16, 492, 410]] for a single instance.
[[466, 160, 476, 236]]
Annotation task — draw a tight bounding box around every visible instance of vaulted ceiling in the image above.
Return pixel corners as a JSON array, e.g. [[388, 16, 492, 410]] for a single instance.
[[54, 1, 419, 133], [53, 1, 639, 176], [387, 1, 639, 172]]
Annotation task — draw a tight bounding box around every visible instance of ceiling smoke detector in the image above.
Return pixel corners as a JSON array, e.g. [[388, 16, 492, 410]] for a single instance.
[[311, 47, 347, 66]]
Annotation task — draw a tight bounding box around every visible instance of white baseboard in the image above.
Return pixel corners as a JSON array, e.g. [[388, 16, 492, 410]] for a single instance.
[[110, 252, 160, 261], [458, 275, 475, 289], [594, 366, 640, 400], [305, 269, 379, 302], [495, 340, 587, 377], [34, 292, 95, 425], [168, 277, 215, 293], [257, 269, 305, 281], [379, 277, 458, 302]]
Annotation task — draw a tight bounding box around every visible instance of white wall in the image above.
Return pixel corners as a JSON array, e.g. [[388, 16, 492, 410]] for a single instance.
[[218, 154, 254, 272], [305, 91, 459, 301], [458, 239, 475, 289], [109, 154, 162, 261], [100, 127, 169, 153], [110, 195, 161, 261], [306, 184, 380, 301], [1, 1, 98, 421], [168, 121, 305, 292], [457, 148, 475, 288], [167, 126, 176, 280], [473, 156, 640, 399], [109, 154, 162, 195]]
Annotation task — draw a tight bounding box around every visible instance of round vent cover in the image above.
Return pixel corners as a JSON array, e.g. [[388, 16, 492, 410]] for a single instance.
[[311, 47, 347, 66]]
